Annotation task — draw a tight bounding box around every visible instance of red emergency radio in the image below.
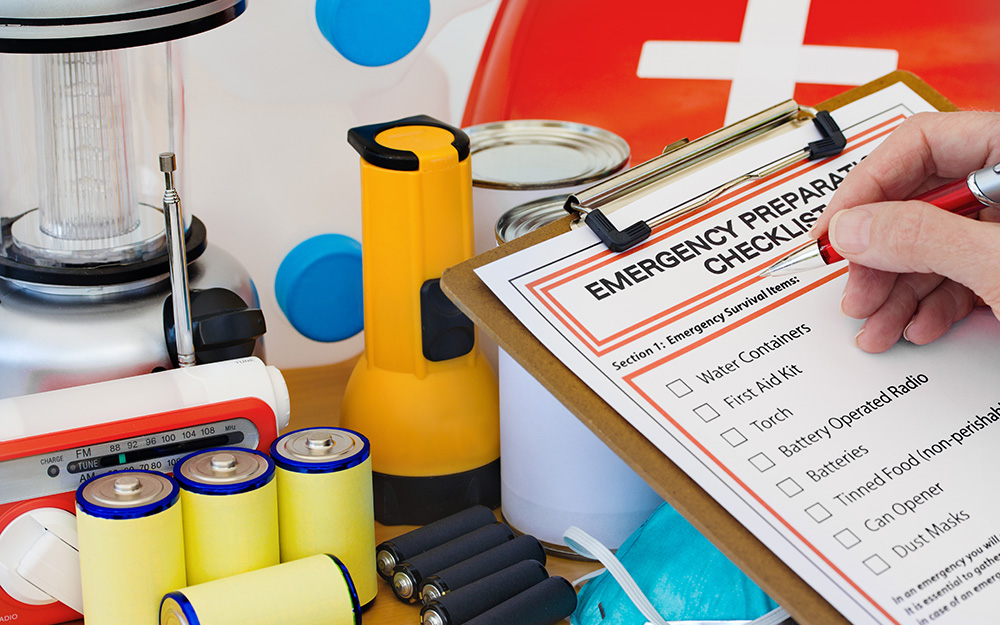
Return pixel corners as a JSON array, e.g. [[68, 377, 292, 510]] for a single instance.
[[0, 358, 289, 625]]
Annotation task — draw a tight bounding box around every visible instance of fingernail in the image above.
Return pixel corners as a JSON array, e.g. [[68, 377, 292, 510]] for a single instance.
[[840, 290, 849, 317], [830, 208, 873, 254], [902, 320, 914, 342], [854, 326, 865, 348]]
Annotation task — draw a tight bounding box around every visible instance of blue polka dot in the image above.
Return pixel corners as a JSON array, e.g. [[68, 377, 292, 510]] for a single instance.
[[315, 0, 431, 67], [275, 234, 364, 342]]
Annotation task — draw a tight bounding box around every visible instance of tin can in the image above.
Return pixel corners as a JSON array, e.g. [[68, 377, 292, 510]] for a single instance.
[[494, 195, 578, 246], [494, 198, 663, 558], [160, 553, 360, 625], [467, 119, 629, 257], [76, 470, 185, 625], [468, 120, 628, 373], [175, 447, 279, 585], [270, 427, 377, 608]]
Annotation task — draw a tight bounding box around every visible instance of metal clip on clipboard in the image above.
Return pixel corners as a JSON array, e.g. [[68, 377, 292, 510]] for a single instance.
[[564, 100, 847, 252]]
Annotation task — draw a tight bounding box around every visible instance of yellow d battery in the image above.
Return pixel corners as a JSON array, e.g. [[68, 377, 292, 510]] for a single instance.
[[160, 553, 360, 625], [174, 447, 279, 585], [270, 427, 377, 608], [76, 470, 185, 625]]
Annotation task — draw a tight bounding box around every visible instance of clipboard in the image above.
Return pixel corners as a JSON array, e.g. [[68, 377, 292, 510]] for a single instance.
[[440, 71, 956, 625]]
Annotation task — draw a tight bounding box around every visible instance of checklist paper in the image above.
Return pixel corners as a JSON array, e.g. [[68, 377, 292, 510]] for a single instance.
[[476, 82, 1000, 625]]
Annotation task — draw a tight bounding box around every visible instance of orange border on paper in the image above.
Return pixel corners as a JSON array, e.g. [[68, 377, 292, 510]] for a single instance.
[[523, 116, 903, 357]]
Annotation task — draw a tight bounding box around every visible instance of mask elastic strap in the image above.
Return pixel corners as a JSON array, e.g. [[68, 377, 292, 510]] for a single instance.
[[563, 525, 671, 625], [562, 526, 793, 625]]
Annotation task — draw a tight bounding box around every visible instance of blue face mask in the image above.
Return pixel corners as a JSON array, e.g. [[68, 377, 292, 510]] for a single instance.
[[565, 502, 780, 625]]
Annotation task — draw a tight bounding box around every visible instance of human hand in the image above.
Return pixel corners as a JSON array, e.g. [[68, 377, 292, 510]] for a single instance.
[[810, 111, 1000, 353]]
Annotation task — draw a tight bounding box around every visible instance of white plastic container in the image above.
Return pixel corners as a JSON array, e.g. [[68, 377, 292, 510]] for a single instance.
[[495, 197, 662, 556]]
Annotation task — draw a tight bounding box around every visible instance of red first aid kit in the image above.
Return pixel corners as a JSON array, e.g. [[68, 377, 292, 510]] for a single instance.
[[465, 0, 1000, 163]]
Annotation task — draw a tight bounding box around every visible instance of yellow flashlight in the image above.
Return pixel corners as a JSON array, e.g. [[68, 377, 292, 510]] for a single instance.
[[343, 115, 500, 525]]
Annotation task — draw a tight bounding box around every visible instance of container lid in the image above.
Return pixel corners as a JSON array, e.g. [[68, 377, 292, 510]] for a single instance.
[[270, 428, 370, 474], [496, 195, 582, 244], [466, 120, 629, 191], [175, 447, 274, 495], [274, 234, 364, 343], [76, 470, 178, 520]]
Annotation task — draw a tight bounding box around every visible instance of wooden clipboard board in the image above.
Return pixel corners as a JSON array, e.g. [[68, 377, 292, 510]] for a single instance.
[[440, 71, 955, 625]]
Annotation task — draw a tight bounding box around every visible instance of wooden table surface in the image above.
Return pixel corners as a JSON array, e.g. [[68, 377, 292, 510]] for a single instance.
[[281, 359, 600, 625]]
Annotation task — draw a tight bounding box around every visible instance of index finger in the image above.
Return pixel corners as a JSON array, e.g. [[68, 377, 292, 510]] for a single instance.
[[811, 111, 1000, 233]]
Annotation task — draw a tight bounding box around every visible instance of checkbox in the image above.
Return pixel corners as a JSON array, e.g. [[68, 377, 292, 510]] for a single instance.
[[666, 379, 692, 398], [864, 554, 890, 575], [748, 453, 774, 472], [720, 428, 747, 447], [777, 478, 803, 497], [835, 529, 861, 549], [694, 403, 720, 423], [805, 503, 832, 523]]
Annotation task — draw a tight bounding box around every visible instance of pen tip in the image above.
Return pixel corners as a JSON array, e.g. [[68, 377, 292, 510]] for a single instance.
[[762, 240, 826, 277]]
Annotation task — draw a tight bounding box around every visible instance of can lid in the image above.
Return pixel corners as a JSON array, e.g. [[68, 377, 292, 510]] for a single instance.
[[76, 470, 178, 519], [270, 427, 371, 474], [495, 195, 583, 244], [175, 447, 275, 495], [466, 120, 629, 191]]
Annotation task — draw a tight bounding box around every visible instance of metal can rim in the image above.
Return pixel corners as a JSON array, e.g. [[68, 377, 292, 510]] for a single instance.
[[466, 119, 629, 191], [495, 194, 576, 245]]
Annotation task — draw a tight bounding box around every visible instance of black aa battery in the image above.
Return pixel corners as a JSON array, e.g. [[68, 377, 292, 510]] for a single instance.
[[419, 560, 549, 625], [377, 505, 497, 579], [419, 534, 546, 603], [392, 522, 515, 602], [462, 576, 578, 625]]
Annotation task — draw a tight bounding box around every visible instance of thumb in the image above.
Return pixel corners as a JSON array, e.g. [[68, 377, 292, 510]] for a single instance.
[[828, 202, 1000, 308]]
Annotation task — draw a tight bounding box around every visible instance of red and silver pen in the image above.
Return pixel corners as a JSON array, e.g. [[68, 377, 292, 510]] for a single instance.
[[761, 163, 1000, 276]]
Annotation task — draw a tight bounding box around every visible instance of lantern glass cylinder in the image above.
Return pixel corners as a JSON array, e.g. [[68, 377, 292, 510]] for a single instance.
[[0, 42, 184, 266]]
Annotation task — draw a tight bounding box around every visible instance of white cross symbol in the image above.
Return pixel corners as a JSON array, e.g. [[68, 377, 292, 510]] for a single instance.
[[637, 0, 899, 124]]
